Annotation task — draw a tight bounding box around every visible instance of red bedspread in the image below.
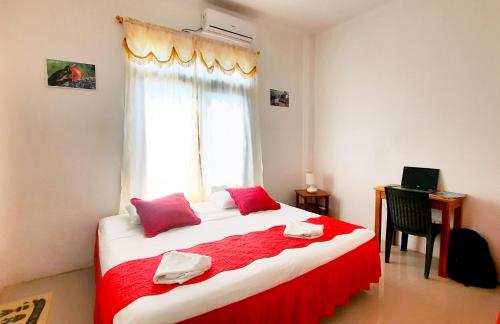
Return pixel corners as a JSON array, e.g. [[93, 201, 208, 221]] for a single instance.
[[183, 237, 380, 324], [95, 216, 378, 324]]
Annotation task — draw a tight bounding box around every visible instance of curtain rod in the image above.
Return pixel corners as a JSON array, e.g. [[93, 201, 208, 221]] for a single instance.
[[115, 15, 260, 55]]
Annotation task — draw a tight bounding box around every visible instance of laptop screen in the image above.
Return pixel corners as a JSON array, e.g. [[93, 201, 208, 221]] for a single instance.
[[401, 166, 439, 191]]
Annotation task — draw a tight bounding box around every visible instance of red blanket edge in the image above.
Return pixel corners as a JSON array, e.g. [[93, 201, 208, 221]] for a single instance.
[[181, 236, 381, 324], [94, 224, 381, 323]]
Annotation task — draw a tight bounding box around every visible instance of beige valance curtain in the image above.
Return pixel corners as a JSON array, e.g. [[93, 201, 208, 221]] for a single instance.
[[119, 17, 258, 77]]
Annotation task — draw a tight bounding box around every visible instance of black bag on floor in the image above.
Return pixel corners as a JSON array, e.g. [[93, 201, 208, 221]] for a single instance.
[[448, 228, 498, 288]]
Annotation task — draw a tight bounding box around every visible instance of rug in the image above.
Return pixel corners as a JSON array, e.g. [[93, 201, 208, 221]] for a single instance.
[[0, 292, 52, 324]]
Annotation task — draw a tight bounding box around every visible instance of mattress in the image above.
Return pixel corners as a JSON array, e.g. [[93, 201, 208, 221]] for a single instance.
[[97, 203, 375, 323]]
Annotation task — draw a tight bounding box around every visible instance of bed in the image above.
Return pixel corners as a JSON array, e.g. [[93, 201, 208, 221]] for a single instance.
[[94, 203, 381, 323]]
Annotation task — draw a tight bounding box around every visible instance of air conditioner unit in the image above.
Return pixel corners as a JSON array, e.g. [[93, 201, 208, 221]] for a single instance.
[[202, 8, 256, 45]]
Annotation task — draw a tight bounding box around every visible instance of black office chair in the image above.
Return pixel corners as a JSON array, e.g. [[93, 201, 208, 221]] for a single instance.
[[384, 186, 441, 279]]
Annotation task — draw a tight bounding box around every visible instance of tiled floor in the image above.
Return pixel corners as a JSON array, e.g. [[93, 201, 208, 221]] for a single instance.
[[323, 250, 500, 324], [1, 249, 499, 323]]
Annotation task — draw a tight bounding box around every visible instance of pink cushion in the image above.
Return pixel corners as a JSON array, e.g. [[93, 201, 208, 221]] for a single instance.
[[131, 193, 201, 237], [226, 186, 281, 215]]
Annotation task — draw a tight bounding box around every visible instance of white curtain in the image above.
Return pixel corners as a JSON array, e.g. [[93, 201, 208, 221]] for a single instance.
[[120, 59, 262, 211], [197, 63, 262, 196]]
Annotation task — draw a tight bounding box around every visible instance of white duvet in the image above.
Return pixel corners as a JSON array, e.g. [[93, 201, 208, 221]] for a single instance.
[[98, 203, 375, 324]]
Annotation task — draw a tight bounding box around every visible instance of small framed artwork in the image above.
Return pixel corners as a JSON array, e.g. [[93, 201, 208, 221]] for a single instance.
[[46, 59, 96, 89], [270, 89, 289, 107], [270, 89, 290, 108]]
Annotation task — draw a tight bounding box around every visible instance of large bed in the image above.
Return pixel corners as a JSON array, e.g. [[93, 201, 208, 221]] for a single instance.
[[94, 203, 381, 323]]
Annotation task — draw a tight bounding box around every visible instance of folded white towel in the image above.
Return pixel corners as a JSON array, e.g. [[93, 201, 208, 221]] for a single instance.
[[284, 221, 324, 239], [153, 251, 212, 284]]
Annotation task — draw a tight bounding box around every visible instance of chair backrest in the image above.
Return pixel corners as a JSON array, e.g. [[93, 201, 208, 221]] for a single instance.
[[385, 186, 432, 235]]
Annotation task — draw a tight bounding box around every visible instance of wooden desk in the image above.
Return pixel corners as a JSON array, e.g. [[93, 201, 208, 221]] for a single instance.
[[374, 186, 466, 278]]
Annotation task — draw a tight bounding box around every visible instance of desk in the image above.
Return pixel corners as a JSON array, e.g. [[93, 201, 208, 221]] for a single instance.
[[374, 186, 466, 278]]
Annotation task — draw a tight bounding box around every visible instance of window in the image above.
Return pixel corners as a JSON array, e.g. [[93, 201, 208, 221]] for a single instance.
[[121, 58, 261, 207], [198, 64, 256, 197]]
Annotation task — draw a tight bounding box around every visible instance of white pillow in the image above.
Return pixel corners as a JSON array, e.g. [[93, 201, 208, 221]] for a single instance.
[[211, 185, 228, 193], [209, 190, 237, 209], [126, 204, 141, 225]]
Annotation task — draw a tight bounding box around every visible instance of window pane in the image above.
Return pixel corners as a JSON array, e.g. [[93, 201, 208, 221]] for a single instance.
[[200, 91, 247, 192], [198, 66, 254, 195], [140, 63, 200, 199]]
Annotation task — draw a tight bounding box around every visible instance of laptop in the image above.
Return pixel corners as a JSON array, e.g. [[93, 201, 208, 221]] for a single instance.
[[400, 166, 439, 193]]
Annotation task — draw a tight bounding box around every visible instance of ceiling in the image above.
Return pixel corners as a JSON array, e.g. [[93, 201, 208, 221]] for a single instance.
[[208, 0, 389, 33]]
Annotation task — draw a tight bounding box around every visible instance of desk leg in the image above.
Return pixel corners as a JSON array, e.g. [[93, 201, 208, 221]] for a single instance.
[[375, 191, 382, 251], [439, 205, 450, 277], [454, 206, 463, 229]]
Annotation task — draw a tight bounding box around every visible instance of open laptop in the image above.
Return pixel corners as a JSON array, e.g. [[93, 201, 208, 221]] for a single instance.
[[399, 166, 440, 193]]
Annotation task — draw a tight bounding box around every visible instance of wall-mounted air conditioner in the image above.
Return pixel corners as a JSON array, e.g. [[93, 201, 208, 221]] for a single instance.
[[201, 8, 256, 46]]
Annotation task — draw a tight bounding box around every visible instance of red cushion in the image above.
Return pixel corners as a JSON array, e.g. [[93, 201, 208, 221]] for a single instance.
[[226, 186, 281, 215], [131, 193, 201, 237]]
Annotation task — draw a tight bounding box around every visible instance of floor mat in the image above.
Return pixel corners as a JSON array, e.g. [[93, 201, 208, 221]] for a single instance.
[[0, 292, 52, 324]]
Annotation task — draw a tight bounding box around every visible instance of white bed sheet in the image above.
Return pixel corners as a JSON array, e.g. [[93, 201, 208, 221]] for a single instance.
[[98, 203, 375, 324]]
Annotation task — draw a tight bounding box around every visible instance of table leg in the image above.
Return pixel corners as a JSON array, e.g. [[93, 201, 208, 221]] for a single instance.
[[439, 205, 450, 277], [295, 193, 299, 208], [325, 197, 329, 216], [454, 205, 463, 229], [375, 190, 382, 251]]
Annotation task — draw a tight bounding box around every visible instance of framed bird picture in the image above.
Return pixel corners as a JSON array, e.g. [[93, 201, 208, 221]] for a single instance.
[[46, 59, 96, 89]]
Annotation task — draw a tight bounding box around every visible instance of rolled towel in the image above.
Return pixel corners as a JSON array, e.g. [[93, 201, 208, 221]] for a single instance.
[[284, 221, 324, 239], [153, 251, 212, 284]]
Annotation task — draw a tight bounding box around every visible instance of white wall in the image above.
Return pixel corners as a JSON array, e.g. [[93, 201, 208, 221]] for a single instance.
[[301, 35, 315, 177], [0, 0, 7, 292], [314, 0, 500, 270], [0, 0, 125, 288], [253, 19, 307, 203], [0, 0, 309, 287]]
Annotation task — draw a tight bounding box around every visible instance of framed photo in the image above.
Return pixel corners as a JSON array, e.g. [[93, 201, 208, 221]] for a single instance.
[[46, 59, 96, 89], [270, 89, 289, 107]]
